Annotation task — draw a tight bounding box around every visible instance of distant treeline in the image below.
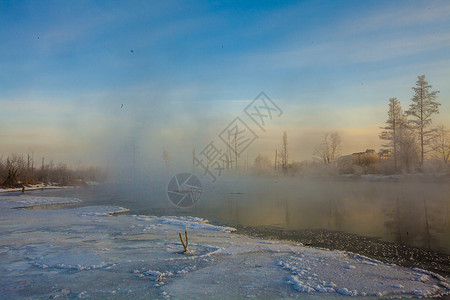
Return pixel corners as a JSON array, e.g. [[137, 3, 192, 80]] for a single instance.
[[0, 153, 107, 188], [251, 75, 450, 176], [252, 153, 450, 177]]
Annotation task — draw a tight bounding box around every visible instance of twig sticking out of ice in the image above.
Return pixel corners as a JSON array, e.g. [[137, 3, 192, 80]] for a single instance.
[[179, 229, 189, 252]]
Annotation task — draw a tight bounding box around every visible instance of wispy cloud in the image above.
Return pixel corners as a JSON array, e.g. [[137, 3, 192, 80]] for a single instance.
[[337, 2, 450, 36], [239, 1, 450, 69], [248, 30, 450, 69]]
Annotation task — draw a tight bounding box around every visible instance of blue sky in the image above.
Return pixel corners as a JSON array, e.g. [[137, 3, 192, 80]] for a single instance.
[[1, 0, 449, 166]]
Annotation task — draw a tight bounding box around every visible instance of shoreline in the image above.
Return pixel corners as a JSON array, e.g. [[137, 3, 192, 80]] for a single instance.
[[235, 225, 450, 279], [0, 185, 77, 194]]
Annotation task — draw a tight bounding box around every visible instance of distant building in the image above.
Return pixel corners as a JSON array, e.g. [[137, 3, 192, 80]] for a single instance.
[[351, 152, 363, 163], [351, 149, 378, 166], [378, 149, 391, 160]]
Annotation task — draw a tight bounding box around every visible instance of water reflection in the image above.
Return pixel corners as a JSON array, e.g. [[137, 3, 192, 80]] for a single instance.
[[194, 177, 450, 255]]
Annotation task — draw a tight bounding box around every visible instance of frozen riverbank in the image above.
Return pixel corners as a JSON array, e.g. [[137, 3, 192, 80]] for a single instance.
[[239, 226, 450, 278], [0, 195, 449, 299], [0, 184, 75, 194]]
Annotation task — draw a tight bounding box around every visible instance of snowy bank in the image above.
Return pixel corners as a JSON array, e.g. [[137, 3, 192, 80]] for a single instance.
[[0, 184, 75, 194], [0, 195, 449, 299]]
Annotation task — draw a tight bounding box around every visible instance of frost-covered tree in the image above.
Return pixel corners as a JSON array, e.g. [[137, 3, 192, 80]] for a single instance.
[[254, 154, 272, 174], [281, 131, 289, 172], [379, 98, 406, 171], [162, 148, 171, 168], [406, 75, 440, 165], [314, 132, 341, 166], [431, 125, 450, 164], [397, 125, 420, 173]]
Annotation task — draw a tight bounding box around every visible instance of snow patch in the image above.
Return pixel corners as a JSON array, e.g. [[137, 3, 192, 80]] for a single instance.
[[337, 288, 358, 296], [78, 206, 130, 216], [3, 196, 81, 208], [344, 265, 356, 269], [288, 276, 315, 293], [135, 215, 236, 232]]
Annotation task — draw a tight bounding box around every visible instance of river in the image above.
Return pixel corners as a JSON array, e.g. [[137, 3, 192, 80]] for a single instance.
[[15, 175, 450, 276]]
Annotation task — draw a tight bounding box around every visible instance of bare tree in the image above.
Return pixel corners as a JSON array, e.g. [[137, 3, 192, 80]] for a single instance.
[[406, 75, 440, 165], [0, 156, 5, 180], [234, 129, 238, 169], [22, 152, 36, 184], [274, 150, 278, 171], [314, 132, 341, 165], [55, 163, 72, 185], [379, 98, 407, 171], [1, 153, 106, 187], [227, 133, 233, 170], [39, 157, 47, 183], [162, 148, 171, 168], [431, 125, 450, 164], [192, 148, 195, 172], [254, 154, 272, 173], [281, 131, 288, 172], [2, 154, 25, 187]]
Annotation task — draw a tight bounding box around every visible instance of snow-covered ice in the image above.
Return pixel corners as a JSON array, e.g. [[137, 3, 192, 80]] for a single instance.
[[0, 195, 81, 208], [0, 195, 449, 299], [0, 184, 74, 194]]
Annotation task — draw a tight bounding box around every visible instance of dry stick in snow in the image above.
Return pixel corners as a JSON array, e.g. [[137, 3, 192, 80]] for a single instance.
[[179, 229, 189, 252]]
